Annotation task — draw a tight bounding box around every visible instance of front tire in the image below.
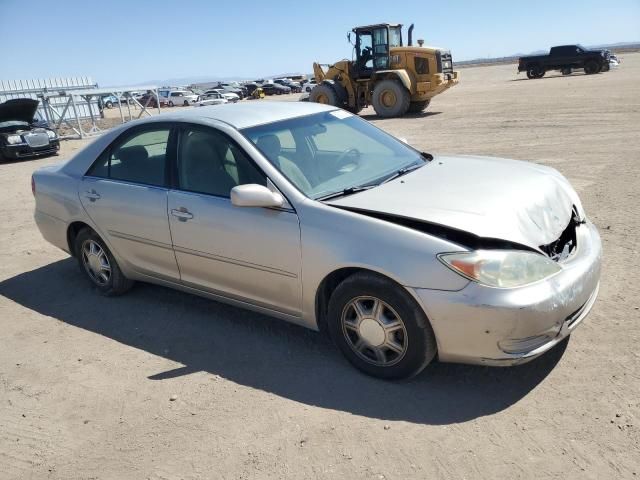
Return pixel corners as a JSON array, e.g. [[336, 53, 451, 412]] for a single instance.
[[327, 272, 437, 379], [168, 101, 175, 107], [584, 60, 600, 74], [75, 228, 133, 296], [309, 83, 340, 107], [526, 64, 544, 79], [371, 80, 410, 117]]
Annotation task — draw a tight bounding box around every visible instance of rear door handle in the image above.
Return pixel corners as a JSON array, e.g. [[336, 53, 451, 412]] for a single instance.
[[84, 190, 101, 201], [171, 207, 193, 221]]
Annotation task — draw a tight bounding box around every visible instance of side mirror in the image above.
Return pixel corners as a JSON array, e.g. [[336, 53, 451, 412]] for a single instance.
[[231, 184, 284, 208]]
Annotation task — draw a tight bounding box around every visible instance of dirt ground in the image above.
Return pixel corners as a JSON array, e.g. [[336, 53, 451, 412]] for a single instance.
[[1, 55, 639, 480]]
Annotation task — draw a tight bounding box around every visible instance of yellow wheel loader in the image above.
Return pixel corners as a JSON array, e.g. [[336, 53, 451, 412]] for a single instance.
[[310, 23, 458, 117]]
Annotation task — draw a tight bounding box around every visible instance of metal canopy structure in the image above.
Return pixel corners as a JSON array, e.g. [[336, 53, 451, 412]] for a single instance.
[[1, 77, 99, 124], [39, 85, 161, 139]]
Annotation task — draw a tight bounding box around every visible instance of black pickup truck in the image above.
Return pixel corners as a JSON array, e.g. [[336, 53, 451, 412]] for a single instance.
[[518, 45, 610, 79]]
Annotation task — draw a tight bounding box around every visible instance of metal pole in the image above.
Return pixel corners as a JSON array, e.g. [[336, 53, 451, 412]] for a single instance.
[[155, 88, 161, 114], [83, 95, 99, 134], [69, 94, 84, 139], [40, 95, 52, 127], [115, 91, 125, 124], [126, 91, 132, 121]]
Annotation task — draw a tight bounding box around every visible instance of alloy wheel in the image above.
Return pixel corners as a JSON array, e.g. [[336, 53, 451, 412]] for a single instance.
[[81, 239, 111, 286], [341, 296, 408, 366]]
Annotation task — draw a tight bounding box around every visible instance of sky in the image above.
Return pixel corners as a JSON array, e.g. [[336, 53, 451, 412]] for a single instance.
[[1, 0, 639, 86]]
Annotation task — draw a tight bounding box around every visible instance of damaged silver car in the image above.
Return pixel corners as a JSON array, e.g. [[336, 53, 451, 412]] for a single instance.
[[32, 102, 601, 379]]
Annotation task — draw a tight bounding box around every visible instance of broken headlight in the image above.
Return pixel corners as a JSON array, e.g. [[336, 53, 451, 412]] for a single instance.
[[438, 250, 561, 288]]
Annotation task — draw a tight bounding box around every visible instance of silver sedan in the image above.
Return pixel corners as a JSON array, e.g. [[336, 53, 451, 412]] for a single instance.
[[33, 102, 601, 378]]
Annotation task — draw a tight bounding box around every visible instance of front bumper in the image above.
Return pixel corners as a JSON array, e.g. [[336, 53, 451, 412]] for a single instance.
[[416, 72, 459, 99], [412, 221, 602, 366], [1, 140, 60, 160]]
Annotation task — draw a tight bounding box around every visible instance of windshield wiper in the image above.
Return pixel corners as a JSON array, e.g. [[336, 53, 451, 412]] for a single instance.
[[316, 184, 377, 201], [380, 160, 426, 185]]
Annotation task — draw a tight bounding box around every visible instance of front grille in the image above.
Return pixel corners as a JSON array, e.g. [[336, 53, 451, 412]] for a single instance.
[[437, 50, 454, 74], [16, 146, 57, 158], [23, 132, 50, 148]]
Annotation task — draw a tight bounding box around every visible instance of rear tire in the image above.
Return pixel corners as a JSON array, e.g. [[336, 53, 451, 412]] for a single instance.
[[309, 83, 340, 107], [327, 272, 437, 379], [407, 99, 430, 113], [75, 228, 134, 296], [168, 101, 175, 107], [601, 62, 610, 72], [372, 80, 410, 117], [561, 68, 572, 75]]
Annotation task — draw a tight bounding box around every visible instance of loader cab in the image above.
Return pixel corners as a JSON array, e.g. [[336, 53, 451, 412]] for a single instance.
[[353, 23, 403, 76]]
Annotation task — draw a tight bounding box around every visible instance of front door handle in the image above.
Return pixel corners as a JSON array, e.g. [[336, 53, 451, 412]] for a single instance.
[[84, 190, 101, 201], [171, 207, 193, 221]]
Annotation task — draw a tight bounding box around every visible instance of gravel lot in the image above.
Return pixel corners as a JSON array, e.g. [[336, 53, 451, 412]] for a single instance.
[[1, 55, 639, 480]]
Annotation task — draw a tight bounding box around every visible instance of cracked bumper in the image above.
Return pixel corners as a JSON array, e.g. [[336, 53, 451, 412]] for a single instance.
[[412, 221, 602, 366]]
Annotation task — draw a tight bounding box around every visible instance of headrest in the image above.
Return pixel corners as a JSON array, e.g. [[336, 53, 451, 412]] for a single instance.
[[117, 145, 148, 163], [256, 135, 281, 162]]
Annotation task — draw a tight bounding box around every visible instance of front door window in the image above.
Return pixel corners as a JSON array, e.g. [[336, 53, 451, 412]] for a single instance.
[[177, 127, 265, 197]]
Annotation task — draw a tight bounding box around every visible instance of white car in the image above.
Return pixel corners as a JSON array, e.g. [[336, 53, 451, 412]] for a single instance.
[[302, 81, 317, 93], [197, 92, 228, 106], [205, 89, 239, 103], [163, 90, 199, 107], [31, 102, 601, 379]]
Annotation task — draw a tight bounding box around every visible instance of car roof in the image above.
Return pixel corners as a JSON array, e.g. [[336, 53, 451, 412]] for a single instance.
[[152, 102, 338, 129]]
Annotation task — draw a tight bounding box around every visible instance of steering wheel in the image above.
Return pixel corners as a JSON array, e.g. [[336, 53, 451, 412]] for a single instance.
[[336, 148, 362, 173]]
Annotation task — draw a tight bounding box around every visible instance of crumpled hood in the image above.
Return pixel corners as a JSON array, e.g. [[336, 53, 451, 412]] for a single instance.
[[0, 98, 39, 124], [328, 155, 584, 251]]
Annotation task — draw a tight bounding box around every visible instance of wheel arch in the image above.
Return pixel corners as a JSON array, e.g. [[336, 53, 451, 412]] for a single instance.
[[372, 69, 412, 92], [67, 221, 93, 257], [314, 266, 421, 334]]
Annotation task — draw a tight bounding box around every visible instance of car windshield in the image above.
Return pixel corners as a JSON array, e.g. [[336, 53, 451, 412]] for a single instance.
[[242, 110, 427, 199]]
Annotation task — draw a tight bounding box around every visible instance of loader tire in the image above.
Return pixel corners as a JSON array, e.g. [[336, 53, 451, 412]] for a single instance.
[[309, 84, 340, 107], [372, 80, 410, 117]]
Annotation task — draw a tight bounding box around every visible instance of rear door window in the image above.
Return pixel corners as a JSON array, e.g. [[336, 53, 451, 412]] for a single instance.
[[87, 128, 170, 187]]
